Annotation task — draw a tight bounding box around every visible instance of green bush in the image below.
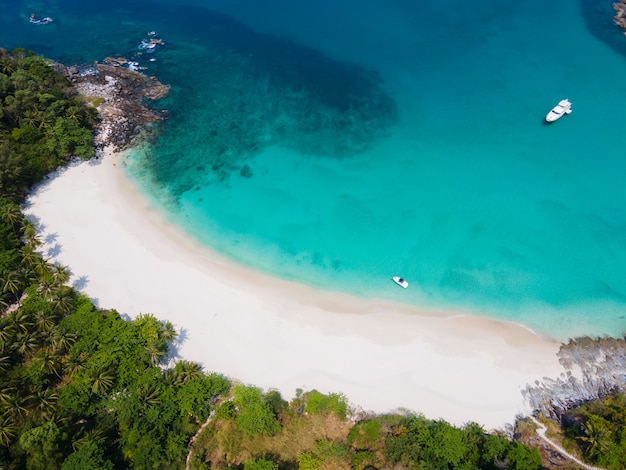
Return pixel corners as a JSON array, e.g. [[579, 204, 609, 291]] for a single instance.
[[0, 48, 97, 202], [303, 390, 348, 419], [351, 450, 377, 469], [232, 384, 281, 437], [314, 438, 349, 459], [296, 452, 321, 470], [348, 420, 381, 448]]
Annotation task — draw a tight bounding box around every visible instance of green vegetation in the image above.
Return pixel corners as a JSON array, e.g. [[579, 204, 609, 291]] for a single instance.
[[190, 389, 544, 469], [301, 389, 348, 420], [559, 393, 626, 469], [232, 384, 282, 438], [1, 47, 97, 202], [0, 273, 229, 468]]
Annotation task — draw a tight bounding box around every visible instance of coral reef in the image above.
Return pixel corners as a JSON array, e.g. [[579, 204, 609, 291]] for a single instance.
[[146, 41, 397, 197]]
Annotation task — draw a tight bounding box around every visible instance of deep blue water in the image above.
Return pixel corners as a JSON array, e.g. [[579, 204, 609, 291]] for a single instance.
[[4, 0, 626, 340]]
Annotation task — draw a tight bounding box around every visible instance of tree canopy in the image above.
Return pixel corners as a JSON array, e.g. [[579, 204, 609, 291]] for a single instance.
[[0, 48, 97, 202], [0, 281, 229, 468], [562, 393, 626, 469]]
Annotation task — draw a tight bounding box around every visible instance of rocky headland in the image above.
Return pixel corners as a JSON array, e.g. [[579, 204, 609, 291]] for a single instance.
[[53, 62, 170, 151], [614, 1, 626, 31]]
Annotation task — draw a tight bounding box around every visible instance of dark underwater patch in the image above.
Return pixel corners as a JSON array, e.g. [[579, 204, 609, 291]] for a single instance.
[[135, 3, 397, 195]]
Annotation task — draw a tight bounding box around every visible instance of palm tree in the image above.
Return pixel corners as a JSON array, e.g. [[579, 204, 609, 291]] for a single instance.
[[65, 106, 82, 123], [9, 310, 33, 336], [0, 321, 16, 353], [1, 271, 23, 302], [0, 202, 22, 235], [18, 264, 38, 288], [21, 110, 39, 127], [20, 246, 40, 268], [0, 416, 17, 447], [0, 57, 16, 75], [32, 257, 52, 278], [50, 288, 75, 314], [39, 265, 72, 302], [37, 349, 62, 378], [160, 320, 178, 344], [167, 360, 203, 386], [37, 112, 55, 130], [30, 389, 58, 420], [21, 219, 42, 250], [137, 383, 161, 408], [35, 327, 55, 350], [90, 368, 115, 395], [50, 264, 71, 287], [50, 330, 76, 353], [580, 415, 612, 458], [146, 341, 167, 366], [71, 428, 105, 452], [64, 353, 87, 378], [37, 277, 56, 299], [13, 333, 38, 357], [0, 387, 14, 406], [33, 309, 57, 334], [3, 395, 28, 422]]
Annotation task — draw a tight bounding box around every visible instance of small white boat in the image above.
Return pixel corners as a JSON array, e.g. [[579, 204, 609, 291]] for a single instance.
[[545, 99, 572, 122], [392, 276, 408, 288], [29, 14, 53, 25]]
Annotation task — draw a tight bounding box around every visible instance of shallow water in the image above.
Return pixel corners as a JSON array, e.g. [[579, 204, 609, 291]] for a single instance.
[[4, 0, 626, 340]]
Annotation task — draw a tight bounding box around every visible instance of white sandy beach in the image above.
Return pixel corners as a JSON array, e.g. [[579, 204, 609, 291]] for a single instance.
[[25, 148, 566, 430]]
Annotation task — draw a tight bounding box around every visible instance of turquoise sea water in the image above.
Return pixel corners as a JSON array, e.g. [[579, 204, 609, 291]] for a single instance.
[[4, 0, 626, 340]]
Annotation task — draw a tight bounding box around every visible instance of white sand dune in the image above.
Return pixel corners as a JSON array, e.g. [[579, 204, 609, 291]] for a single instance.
[[25, 148, 565, 430]]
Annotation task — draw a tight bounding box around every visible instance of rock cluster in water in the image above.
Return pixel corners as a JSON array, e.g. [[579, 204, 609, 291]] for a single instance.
[[522, 336, 626, 420], [53, 62, 170, 151], [614, 1, 626, 31]]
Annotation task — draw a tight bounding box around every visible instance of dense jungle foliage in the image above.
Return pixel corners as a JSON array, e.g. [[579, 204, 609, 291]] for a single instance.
[[2, 47, 626, 470], [0, 47, 97, 202], [559, 393, 626, 469]]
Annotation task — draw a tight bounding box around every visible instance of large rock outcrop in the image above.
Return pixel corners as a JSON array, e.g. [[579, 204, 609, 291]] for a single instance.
[[522, 336, 626, 420], [54, 62, 170, 151]]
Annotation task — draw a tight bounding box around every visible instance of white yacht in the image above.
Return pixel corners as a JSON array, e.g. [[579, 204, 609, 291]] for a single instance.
[[392, 276, 408, 288], [545, 99, 572, 122]]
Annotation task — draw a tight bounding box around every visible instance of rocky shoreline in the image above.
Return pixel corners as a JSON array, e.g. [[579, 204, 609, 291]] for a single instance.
[[523, 336, 626, 420], [614, 1, 626, 32], [53, 62, 170, 151]]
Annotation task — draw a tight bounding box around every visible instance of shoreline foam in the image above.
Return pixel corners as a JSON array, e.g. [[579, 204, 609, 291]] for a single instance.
[[25, 147, 566, 430]]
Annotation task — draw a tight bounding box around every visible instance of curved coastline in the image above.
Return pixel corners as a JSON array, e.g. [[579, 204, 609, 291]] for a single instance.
[[25, 145, 565, 430]]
